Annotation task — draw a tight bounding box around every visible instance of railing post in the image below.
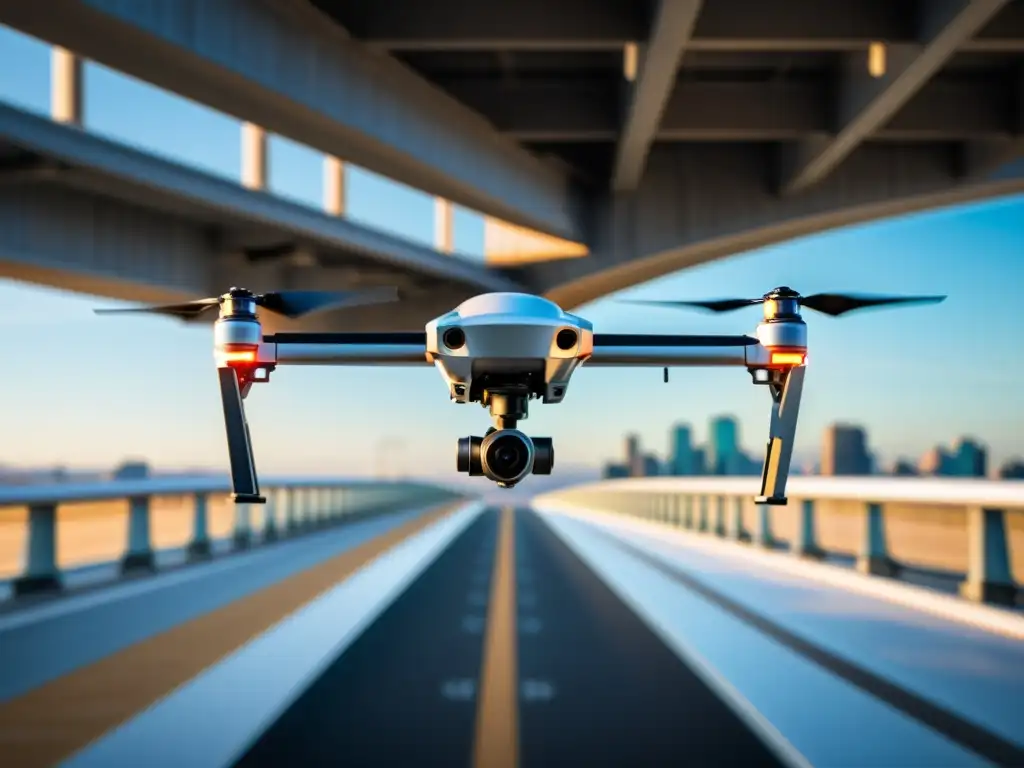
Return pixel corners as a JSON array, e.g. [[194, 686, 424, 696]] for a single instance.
[[285, 487, 300, 534], [122, 495, 155, 573], [960, 506, 1019, 606], [728, 497, 749, 542], [856, 502, 899, 578], [697, 496, 709, 533], [13, 503, 61, 595], [671, 494, 680, 526], [683, 495, 694, 529], [714, 496, 727, 537], [792, 499, 825, 559], [262, 490, 278, 542], [233, 501, 252, 549], [753, 502, 775, 548], [187, 492, 211, 560]]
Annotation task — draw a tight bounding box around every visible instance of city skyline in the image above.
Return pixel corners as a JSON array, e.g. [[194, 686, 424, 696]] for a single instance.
[[603, 417, 1023, 481], [0, 25, 1022, 478]]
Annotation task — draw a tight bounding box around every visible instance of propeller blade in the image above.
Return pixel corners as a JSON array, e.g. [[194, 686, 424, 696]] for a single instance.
[[256, 286, 400, 319], [93, 298, 221, 319], [800, 293, 946, 317], [623, 298, 763, 313]]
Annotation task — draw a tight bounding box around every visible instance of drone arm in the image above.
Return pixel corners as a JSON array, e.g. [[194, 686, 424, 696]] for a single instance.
[[585, 334, 757, 367], [264, 332, 430, 366], [755, 364, 806, 505], [217, 367, 265, 503]]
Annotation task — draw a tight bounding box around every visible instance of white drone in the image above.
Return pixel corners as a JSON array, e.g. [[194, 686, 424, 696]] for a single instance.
[[97, 286, 944, 504]]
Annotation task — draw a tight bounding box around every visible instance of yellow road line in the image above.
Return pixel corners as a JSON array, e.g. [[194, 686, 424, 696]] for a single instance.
[[0, 504, 458, 768], [473, 507, 519, 768]]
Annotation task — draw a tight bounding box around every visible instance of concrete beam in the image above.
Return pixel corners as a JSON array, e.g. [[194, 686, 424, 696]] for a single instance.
[[443, 77, 1015, 142], [780, 0, 1012, 195], [345, 0, 1024, 53], [513, 142, 1024, 309], [960, 63, 1024, 180], [612, 0, 703, 191], [0, 0, 584, 242], [0, 101, 523, 295]]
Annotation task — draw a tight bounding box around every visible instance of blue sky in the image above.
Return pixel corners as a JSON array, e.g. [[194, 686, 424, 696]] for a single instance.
[[0, 25, 1022, 478]]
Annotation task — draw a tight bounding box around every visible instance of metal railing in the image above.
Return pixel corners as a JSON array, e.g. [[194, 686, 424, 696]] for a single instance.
[[535, 476, 1024, 607], [1, 475, 463, 597]]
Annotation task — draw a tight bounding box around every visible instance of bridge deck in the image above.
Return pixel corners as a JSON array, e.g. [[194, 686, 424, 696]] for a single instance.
[[0, 503, 1020, 768]]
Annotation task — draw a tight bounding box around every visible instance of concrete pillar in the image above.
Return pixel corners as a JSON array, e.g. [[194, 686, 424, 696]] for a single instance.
[[728, 497, 749, 542], [13, 503, 61, 595], [241, 122, 267, 191], [324, 156, 346, 215], [122, 496, 155, 573], [262, 492, 278, 542], [960, 507, 1018, 606], [856, 502, 899, 577], [187, 492, 211, 559], [233, 502, 252, 549], [697, 496, 709, 533], [793, 499, 825, 559], [435, 198, 454, 253], [753, 503, 775, 548], [714, 496, 727, 537], [51, 47, 83, 126]]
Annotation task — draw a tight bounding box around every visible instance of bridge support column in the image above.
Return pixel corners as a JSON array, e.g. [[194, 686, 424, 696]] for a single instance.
[[728, 497, 750, 542], [121, 496, 155, 573], [697, 496, 709, 532], [51, 47, 82, 126], [753, 503, 775, 548], [285, 488, 300, 534], [242, 122, 267, 191], [187, 493, 211, 559], [856, 502, 899, 578], [262, 492, 278, 542], [435, 198, 454, 253], [233, 502, 252, 549], [793, 500, 825, 560], [714, 496, 728, 537], [324, 156, 346, 216], [13, 503, 61, 595], [960, 507, 1019, 606]]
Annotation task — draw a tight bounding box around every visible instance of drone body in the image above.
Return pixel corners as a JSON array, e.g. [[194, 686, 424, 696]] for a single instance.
[[96, 285, 944, 503]]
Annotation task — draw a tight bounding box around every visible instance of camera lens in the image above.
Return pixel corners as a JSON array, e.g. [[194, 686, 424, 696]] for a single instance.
[[484, 432, 531, 482]]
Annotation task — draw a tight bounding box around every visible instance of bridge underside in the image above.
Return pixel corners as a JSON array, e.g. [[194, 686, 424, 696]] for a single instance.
[[0, 0, 1022, 324]]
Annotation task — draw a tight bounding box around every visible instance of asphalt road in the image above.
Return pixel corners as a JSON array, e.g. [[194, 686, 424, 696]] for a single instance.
[[233, 508, 784, 768]]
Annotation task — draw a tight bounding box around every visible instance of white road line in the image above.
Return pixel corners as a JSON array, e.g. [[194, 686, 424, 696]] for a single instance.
[[59, 501, 486, 768]]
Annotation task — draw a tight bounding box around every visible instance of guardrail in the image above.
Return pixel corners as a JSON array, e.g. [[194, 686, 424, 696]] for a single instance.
[[535, 477, 1024, 607], [1, 475, 463, 598]]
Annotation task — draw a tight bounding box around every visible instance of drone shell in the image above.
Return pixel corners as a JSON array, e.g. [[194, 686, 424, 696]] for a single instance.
[[425, 293, 594, 405]]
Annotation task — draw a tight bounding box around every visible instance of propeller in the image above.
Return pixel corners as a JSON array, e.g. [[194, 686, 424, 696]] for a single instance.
[[624, 286, 946, 318], [94, 286, 400, 321]]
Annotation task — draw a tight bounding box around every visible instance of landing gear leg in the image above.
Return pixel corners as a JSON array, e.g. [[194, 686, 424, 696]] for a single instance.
[[217, 367, 266, 503], [755, 365, 806, 505]]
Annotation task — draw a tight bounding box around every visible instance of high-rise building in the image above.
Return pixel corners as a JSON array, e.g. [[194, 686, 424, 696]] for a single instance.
[[891, 459, 918, 476], [949, 438, 987, 477], [642, 454, 661, 477], [708, 415, 740, 475], [820, 424, 871, 475], [670, 423, 696, 475], [999, 459, 1024, 480], [918, 447, 953, 476], [602, 462, 630, 479], [624, 433, 643, 477]]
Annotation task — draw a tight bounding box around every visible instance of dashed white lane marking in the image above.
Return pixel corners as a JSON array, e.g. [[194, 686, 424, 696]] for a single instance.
[[441, 679, 477, 701], [519, 617, 543, 634], [521, 680, 556, 701], [462, 615, 487, 633]]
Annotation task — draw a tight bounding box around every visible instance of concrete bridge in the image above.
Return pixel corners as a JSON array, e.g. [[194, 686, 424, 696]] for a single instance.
[[0, 474, 1021, 766], [0, 0, 1022, 330]]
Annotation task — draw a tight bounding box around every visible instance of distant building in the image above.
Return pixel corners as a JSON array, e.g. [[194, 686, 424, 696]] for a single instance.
[[602, 462, 630, 480], [642, 454, 661, 477], [112, 461, 150, 481], [670, 423, 697, 475], [624, 433, 644, 477], [692, 447, 707, 475], [949, 438, 987, 477], [821, 424, 871, 475], [999, 459, 1024, 480], [708, 415, 741, 475], [918, 447, 954, 476], [890, 459, 918, 476]]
